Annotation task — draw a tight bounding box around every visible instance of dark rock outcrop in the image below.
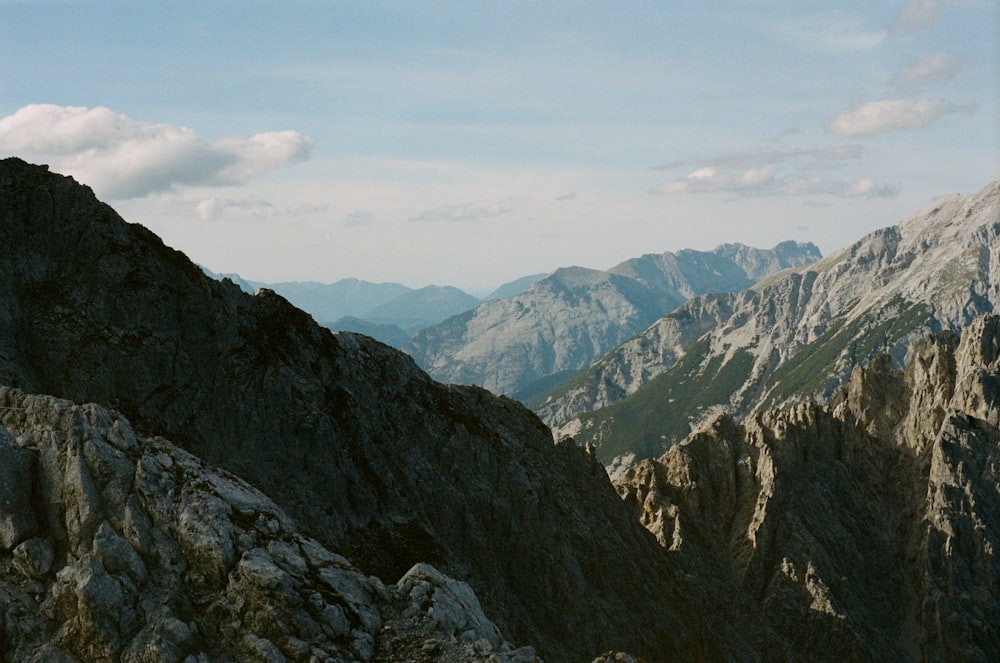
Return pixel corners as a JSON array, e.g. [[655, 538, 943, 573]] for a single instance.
[[0, 158, 755, 661], [4, 157, 996, 662]]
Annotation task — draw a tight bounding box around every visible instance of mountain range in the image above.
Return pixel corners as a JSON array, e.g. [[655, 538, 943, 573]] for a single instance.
[[0, 157, 997, 662], [538, 179, 1000, 465], [200, 272, 482, 342], [406, 241, 821, 399]]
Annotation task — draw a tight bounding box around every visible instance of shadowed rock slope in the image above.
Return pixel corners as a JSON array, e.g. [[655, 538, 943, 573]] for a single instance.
[[615, 314, 1000, 661], [0, 159, 775, 661]]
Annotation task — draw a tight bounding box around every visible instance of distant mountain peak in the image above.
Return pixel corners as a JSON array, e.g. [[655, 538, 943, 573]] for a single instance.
[[407, 240, 822, 398], [542, 178, 1000, 464]]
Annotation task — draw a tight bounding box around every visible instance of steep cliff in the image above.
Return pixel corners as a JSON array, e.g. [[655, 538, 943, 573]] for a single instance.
[[407, 242, 820, 398], [614, 315, 1000, 661], [542, 179, 1000, 462]]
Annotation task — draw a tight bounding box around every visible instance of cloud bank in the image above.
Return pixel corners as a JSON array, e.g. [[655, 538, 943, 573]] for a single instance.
[[408, 198, 513, 224], [827, 99, 958, 136], [653, 145, 899, 200], [0, 104, 314, 198], [655, 167, 899, 200], [892, 53, 960, 93], [890, 0, 952, 36]]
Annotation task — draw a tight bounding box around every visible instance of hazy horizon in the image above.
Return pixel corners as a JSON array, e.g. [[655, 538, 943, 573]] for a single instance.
[[2, 1, 997, 293]]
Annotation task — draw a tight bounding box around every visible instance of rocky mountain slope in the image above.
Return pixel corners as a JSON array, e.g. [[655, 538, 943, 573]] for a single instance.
[[484, 273, 546, 301], [0, 157, 780, 661], [0, 387, 538, 662], [324, 315, 411, 349], [614, 314, 1000, 661], [210, 275, 412, 323], [407, 241, 820, 399], [539, 179, 1000, 462]]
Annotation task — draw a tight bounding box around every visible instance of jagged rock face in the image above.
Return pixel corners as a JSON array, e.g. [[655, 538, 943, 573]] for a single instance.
[[0, 158, 768, 662], [547, 180, 1000, 461], [0, 387, 539, 663], [534, 293, 738, 427], [406, 242, 820, 398], [615, 315, 1000, 661]]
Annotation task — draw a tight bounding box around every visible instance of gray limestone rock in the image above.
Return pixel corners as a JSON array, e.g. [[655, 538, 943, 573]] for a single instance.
[[547, 179, 1000, 462], [2, 157, 998, 663], [0, 386, 542, 662], [0, 429, 37, 550], [0, 157, 742, 661], [614, 315, 1000, 661]]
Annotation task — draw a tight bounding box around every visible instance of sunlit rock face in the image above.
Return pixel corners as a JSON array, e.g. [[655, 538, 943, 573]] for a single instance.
[[2, 158, 998, 662], [544, 180, 1000, 463], [615, 315, 1000, 662], [0, 387, 544, 662], [406, 241, 820, 398], [0, 157, 763, 662]]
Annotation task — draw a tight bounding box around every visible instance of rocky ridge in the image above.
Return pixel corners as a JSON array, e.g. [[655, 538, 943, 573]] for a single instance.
[[612, 313, 1000, 661], [407, 241, 819, 398], [540, 179, 1000, 462], [0, 386, 538, 662]]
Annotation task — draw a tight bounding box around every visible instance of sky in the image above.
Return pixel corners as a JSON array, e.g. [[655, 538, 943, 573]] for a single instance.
[[1, 1, 997, 295]]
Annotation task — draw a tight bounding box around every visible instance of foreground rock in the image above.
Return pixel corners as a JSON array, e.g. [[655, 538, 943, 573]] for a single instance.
[[0, 387, 538, 662], [615, 315, 1000, 661]]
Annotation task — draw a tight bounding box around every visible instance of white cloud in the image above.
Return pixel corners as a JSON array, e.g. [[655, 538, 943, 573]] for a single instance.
[[651, 145, 898, 199], [654, 166, 899, 199], [343, 210, 374, 227], [892, 53, 959, 93], [194, 195, 327, 221], [408, 198, 513, 224], [0, 104, 314, 198], [195, 196, 273, 220], [656, 145, 865, 172], [890, 0, 951, 36], [827, 98, 957, 136], [769, 12, 886, 51]]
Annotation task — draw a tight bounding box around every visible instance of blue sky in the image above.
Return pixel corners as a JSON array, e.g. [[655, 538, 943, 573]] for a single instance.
[[1, 1, 996, 293]]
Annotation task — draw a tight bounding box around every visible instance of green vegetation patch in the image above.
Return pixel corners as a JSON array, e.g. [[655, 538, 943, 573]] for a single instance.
[[761, 297, 929, 409], [574, 337, 756, 463]]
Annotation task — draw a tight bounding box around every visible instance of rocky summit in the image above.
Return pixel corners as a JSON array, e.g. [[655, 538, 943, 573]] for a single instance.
[[0, 158, 758, 661], [0, 156, 997, 662]]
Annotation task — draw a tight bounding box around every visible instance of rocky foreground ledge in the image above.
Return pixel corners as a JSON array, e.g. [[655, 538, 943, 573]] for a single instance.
[[0, 387, 540, 662]]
